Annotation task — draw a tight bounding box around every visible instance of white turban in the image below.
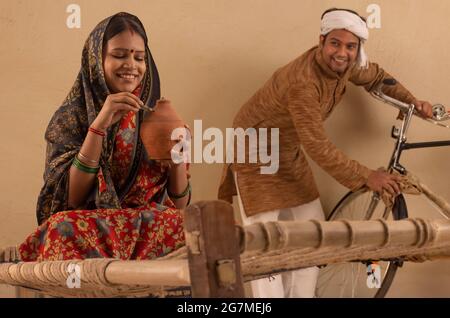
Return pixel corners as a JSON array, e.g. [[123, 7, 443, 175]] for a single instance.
[[320, 10, 369, 69]]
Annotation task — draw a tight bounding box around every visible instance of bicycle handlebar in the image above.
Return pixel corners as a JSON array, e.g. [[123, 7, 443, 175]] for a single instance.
[[370, 79, 450, 128]]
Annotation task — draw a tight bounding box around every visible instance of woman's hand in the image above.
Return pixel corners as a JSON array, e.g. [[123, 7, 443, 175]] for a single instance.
[[165, 161, 190, 209], [91, 92, 143, 130], [156, 159, 178, 170], [155, 160, 191, 178]]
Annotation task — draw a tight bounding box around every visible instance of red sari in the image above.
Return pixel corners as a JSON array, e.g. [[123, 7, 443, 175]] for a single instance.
[[19, 110, 185, 261]]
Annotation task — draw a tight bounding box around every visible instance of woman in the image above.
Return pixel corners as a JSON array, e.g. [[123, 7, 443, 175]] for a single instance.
[[19, 12, 189, 261]]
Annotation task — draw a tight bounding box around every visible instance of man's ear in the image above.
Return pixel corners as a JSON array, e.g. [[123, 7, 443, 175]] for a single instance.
[[319, 35, 325, 48]]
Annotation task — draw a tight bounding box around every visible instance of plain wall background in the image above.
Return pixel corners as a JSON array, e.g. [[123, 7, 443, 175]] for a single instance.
[[1, 0, 450, 297]]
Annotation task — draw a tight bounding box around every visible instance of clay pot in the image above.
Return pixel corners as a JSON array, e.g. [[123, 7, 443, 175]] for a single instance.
[[140, 99, 186, 160]]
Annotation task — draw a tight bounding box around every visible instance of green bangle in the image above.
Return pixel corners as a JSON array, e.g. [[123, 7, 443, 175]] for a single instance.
[[72, 156, 99, 174], [168, 182, 191, 199]]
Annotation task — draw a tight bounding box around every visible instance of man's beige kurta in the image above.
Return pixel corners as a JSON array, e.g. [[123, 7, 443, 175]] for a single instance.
[[218, 46, 416, 217]]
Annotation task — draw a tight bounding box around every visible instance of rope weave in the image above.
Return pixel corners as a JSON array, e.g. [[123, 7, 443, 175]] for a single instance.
[[1, 216, 450, 297]]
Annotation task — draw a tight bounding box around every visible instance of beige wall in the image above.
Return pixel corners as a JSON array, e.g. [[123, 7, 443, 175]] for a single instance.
[[1, 0, 450, 297]]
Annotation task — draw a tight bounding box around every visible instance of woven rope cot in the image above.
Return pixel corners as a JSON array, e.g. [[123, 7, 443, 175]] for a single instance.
[[1, 200, 450, 297]]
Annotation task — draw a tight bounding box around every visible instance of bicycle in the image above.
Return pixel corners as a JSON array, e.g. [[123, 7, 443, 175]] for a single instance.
[[315, 79, 450, 298]]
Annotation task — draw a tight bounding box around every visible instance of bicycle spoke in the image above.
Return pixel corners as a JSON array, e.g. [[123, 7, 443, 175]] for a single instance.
[[316, 189, 398, 298]]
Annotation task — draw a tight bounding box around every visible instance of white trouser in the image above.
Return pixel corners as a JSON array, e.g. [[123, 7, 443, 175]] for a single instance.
[[234, 172, 325, 298]]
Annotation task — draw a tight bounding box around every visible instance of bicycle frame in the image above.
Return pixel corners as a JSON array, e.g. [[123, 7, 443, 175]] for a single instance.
[[371, 83, 450, 175], [318, 82, 450, 298], [365, 82, 450, 220], [388, 107, 450, 175]]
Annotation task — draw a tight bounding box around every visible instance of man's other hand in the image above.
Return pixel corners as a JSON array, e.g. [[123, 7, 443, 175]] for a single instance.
[[412, 100, 433, 118], [366, 170, 402, 196]]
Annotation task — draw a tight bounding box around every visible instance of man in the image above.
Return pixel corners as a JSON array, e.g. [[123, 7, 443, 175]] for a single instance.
[[218, 8, 432, 298]]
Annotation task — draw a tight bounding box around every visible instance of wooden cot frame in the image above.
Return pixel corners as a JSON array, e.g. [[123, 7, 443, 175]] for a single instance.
[[1, 200, 450, 298]]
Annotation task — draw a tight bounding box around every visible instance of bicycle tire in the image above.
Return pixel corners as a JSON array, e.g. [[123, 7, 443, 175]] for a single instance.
[[315, 189, 407, 298]]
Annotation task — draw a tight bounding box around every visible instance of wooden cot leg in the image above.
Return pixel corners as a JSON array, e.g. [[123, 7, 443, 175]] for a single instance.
[[184, 200, 245, 298]]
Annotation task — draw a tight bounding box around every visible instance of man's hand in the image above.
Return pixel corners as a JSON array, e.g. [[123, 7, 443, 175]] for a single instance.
[[412, 100, 433, 118], [366, 170, 402, 196]]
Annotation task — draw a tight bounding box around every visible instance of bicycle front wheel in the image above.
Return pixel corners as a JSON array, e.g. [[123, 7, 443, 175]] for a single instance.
[[315, 189, 401, 298]]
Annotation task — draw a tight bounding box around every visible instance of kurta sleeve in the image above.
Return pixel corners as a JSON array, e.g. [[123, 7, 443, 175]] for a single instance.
[[349, 62, 417, 104], [287, 83, 372, 191]]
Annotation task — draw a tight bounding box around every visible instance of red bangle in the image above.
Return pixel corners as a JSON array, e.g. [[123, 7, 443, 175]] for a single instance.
[[89, 127, 106, 137]]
